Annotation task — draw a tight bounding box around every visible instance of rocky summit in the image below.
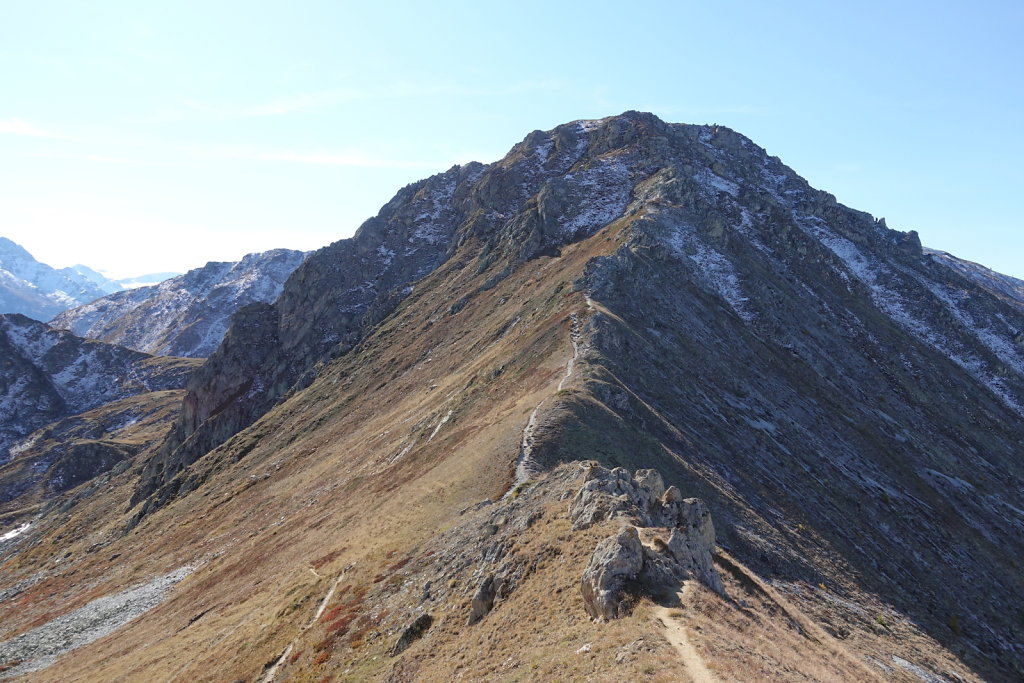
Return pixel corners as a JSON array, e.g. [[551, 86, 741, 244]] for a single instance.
[[0, 112, 1022, 682]]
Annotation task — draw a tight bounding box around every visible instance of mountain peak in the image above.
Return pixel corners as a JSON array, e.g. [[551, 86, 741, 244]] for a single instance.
[[2, 116, 1022, 680]]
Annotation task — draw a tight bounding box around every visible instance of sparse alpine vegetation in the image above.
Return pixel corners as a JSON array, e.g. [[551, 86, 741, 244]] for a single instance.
[[0, 112, 1021, 682]]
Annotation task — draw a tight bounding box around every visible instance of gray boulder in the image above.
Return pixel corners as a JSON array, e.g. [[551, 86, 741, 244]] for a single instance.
[[580, 525, 644, 620]]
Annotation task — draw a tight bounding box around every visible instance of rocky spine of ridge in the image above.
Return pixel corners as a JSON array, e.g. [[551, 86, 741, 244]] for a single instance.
[[117, 111, 1024, 677], [0, 314, 198, 465], [52, 248, 307, 358], [132, 122, 631, 511]]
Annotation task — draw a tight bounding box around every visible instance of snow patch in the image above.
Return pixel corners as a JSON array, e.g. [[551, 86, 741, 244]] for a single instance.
[[427, 410, 453, 442], [665, 223, 754, 323], [0, 523, 30, 542]]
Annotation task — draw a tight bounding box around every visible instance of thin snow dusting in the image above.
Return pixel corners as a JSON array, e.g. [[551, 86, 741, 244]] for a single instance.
[[576, 118, 607, 133], [557, 156, 631, 238], [795, 213, 1024, 415], [533, 137, 553, 163], [409, 176, 458, 247], [917, 277, 1024, 380], [376, 245, 396, 266], [731, 208, 770, 254], [3, 317, 59, 360], [665, 224, 754, 323], [890, 655, 945, 683], [52, 250, 305, 357], [694, 168, 739, 197]]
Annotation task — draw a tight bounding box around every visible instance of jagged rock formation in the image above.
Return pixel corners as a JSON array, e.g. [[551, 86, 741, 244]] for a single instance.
[[575, 465, 723, 620], [0, 314, 198, 464], [1, 113, 1022, 682], [52, 249, 306, 358], [0, 238, 113, 321]]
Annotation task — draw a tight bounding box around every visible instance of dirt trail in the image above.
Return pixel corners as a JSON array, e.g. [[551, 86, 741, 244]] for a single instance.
[[261, 565, 351, 683], [512, 300, 592, 487], [654, 583, 719, 683]]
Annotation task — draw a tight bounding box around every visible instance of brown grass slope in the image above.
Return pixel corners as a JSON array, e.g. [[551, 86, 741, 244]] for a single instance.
[[0, 216, 991, 682]]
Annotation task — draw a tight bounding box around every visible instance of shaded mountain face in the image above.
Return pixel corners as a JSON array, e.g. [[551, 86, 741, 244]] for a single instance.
[[0, 238, 114, 321], [926, 247, 1024, 311], [1, 113, 1022, 681], [0, 390, 185, 512], [52, 249, 307, 358], [0, 314, 199, 465]]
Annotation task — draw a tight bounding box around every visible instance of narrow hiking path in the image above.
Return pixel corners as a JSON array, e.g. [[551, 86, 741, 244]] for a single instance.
[[261, 565, 352, 683], [511, 299, 592, 488], [653, 583, 719, 683]]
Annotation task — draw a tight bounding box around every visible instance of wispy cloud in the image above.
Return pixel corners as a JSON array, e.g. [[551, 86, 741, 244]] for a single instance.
[[157, 80, 562, 121], [195, 146, 444, 169], [0, 118, 70, 139], [31, 151, 184, 167]]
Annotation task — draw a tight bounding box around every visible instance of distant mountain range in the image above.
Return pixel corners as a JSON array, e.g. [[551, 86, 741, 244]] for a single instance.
[[52, 249, 307, 358], [0, 237, 179, 321]]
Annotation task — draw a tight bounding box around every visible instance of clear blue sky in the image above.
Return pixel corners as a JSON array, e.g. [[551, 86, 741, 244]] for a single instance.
[[2, 0, 1021, 279]]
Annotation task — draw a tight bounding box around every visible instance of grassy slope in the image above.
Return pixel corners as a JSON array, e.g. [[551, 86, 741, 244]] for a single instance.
[[0, 222, 986, 681]]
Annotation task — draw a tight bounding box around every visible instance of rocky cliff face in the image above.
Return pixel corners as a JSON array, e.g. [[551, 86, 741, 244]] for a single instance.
[[0, 314, 198, 464], [52, 249, 307, 358], [0, 238, 113, 321]]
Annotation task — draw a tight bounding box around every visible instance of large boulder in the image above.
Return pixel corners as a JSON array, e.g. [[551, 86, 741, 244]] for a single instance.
[[580, 525, 645, 620]]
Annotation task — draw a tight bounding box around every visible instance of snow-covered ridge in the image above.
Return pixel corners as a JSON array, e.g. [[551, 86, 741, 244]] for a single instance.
[[0, 238, 113, 321], [52, 249, 307, 358]]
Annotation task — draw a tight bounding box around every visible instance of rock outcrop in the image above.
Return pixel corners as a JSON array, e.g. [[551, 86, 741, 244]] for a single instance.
[[580, 525, 645, 620], [575, 465, 723, 620]]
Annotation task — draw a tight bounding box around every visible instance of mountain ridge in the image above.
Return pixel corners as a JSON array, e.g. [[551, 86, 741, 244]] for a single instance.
[[0, 112, 1021, 681]]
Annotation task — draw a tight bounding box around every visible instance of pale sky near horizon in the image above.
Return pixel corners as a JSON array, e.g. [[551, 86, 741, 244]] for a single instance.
[[1, 0, 1021, 279]]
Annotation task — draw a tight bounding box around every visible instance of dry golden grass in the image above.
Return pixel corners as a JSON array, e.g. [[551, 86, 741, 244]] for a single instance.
[[0, 222, 986, 682]]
